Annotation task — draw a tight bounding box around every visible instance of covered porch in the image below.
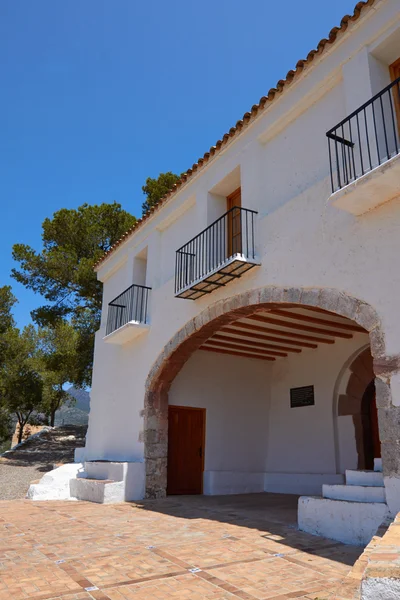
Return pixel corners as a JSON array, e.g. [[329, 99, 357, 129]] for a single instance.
[[165, 305, 374, 499], [140, 295, 391, 547]]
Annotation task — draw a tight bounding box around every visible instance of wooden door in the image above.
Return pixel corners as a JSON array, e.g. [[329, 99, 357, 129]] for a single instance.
[[389, 58, 400, 135], [227, 187, 242, 257], [167, 406, 205, 495], [370, 391, 381, 460]]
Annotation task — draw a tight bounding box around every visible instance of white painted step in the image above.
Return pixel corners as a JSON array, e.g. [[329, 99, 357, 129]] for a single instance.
[[27, 463, 83, 501], [323, 484, 386, 503], [374, 458, 382, 472], [70, 477, 125, 504], [346, 470, 384, 487], [298, 496, 389, 546]]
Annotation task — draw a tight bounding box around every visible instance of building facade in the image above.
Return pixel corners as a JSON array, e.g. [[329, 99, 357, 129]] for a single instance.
[[78, 0, 400, 545]]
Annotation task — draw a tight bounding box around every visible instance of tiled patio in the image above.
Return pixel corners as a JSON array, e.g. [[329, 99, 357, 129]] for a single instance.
[[0, 493, 363, 600]]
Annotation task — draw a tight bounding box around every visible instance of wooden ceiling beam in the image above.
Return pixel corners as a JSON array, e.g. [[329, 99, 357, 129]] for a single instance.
[[204, 339, 287, 357], [269, 309, 365, 333], [222, 325, 317, 348], [294, 305, 353, 317], [248, 314, 353, 339], [212, 333, 301, 353], [200, 346, 275, 361], [232, 320, 334, 344]]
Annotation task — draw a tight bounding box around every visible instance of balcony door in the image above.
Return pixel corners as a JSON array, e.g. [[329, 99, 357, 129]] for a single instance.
[[167, 406, 205, 495], [389, 58, 400, 135], [227, 187, 242, 258]]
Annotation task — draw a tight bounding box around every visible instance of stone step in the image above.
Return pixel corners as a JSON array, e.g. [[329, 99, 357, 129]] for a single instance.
[[27, 464, 83, 501], [70, 477, 124, 504], [374, 458, 382, 472], [322, 484, 386, 503], [84, 461, 125, 481], [346, 469, 384, 487], [298, 496, 389, 546]]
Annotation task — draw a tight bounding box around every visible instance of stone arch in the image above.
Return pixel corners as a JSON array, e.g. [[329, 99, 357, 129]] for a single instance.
[[337, 347, 375, 470], [144, 286, 390, 498]]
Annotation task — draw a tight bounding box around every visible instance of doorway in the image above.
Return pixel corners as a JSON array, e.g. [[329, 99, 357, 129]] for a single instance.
[[362, 381, 381, 470], [167, 405, 205, 495], [389, 57, 400, 136], [227, 187, 242, 257]]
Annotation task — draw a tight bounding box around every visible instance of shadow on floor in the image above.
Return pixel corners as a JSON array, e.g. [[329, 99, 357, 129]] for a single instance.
[[132, 492, 363, 568]]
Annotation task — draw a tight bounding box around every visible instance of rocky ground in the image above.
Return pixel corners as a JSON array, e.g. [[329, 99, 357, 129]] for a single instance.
[[0, 425, 86, 500]]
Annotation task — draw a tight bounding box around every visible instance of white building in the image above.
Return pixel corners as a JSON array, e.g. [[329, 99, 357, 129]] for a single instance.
[[75, 0, 400, 545]]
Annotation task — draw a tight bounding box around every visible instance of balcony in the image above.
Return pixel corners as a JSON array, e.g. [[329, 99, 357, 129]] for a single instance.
[[175, 206, 259, 300], [327, 76, 400, 215], [104, 284, 151, 344]]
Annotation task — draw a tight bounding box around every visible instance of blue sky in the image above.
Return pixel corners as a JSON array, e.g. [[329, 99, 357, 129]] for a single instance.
[[0, 0, 357, 327]]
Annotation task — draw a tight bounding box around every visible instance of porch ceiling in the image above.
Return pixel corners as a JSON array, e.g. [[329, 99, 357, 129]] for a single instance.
[[200, 305, 368, 362]]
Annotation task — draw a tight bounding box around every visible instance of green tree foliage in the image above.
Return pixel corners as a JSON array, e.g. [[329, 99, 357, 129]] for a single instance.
[[0, 286, 16, 334], [0, 408, 12, 453], [0, 326, 43, 444], [0, 286, 17, 369], [0, 286, 17, 449], [35, 321, 80, 426], [12, 203, 136, 386], [142, 172, 181, 215]]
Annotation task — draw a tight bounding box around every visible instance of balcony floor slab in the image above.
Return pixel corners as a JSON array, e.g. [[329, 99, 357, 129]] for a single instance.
[[103, 321, 150, 345], [330, 150, 400, 215], [176, 254, 260, 300]]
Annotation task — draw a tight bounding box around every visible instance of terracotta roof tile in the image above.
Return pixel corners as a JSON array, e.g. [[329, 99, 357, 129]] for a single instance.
[[94, 0, 376, 271]]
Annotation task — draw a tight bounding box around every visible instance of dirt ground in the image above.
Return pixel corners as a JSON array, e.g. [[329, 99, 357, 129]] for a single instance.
[[0, 425, 86, 500]]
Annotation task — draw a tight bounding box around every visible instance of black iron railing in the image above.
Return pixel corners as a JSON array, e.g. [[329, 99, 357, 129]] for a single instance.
[[175, 206, 257, 295], [106, 284, 151, 335], [327, 76, 400, 192]]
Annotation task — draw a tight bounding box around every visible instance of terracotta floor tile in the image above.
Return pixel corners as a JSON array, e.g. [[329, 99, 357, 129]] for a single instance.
[[0, 494, 362, 599]]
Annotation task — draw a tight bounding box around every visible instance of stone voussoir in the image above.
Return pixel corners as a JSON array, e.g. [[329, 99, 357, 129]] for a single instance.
[[336, 293, 359, 321], [300, 288, 321, 307], [355, 302, 380, 332], [319, 288, 340, 313], [281, 287, 302, 304]]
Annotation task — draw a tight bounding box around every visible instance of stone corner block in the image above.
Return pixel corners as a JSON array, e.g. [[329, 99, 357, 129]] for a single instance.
[[375, 378, 392, 410], [369, 327, 386, 359]]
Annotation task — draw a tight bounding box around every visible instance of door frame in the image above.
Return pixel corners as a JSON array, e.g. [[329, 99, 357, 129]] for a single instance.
[[389, 57, 400, 135], [167, 405, 206, 494], [361, 380, 380, 470], [226, 187, 242, 258]]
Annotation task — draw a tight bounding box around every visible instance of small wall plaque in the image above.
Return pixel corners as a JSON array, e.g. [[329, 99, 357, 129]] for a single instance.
[[290, 385, 315, 408]]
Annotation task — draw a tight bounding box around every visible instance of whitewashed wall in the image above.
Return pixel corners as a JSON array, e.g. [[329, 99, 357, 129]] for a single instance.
[[265, 334, 369, 494], [169, 350, 271, 494], [85, 0, 400, 495], [166, 335, 369, 496]]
